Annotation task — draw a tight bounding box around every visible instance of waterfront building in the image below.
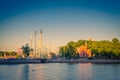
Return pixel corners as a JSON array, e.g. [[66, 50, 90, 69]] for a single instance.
[[77, 41, 92, 58]]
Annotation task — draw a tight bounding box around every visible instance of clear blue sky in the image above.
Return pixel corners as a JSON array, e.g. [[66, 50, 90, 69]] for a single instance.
[[0, 0, 120, 52]]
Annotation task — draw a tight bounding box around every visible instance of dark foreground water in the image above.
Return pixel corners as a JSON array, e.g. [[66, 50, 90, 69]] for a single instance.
[[0, 63, 120, 80]]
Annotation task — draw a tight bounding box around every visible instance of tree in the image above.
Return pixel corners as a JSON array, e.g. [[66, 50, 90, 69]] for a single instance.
[[59, 46, 67, 58], [59, 38, 120, 59], [66, 43, 76, 59], [0, 51, 4, 57], [21, 44, 30, 57], [112, 38, 119, 44], [59, 41, 78, 59], [49, 52, 57, 59]]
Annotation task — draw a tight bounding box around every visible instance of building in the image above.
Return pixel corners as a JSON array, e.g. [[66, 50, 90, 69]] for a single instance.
[[77, 42, 92, 58]]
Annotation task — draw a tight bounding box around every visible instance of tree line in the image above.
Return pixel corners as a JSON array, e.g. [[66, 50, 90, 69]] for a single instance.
[[59, 38, 120, 59], [0, 51, 17, 57]]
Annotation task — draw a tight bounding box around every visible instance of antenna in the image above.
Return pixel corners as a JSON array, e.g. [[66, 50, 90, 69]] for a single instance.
[[89, 33, 92, 41]]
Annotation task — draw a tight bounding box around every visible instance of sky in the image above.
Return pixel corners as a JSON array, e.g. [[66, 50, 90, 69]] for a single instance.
[[0, 0, 120, 52]]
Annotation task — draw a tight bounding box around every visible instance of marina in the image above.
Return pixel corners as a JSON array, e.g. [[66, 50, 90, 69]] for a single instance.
[[0, 0, 119, 80]]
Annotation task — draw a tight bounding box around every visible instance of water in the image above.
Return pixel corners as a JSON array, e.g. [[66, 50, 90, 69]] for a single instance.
[[0, 63, 120, 80]]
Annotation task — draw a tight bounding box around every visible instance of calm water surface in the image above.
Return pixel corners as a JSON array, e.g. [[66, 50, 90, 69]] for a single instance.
[[0, 63, 120, 80]]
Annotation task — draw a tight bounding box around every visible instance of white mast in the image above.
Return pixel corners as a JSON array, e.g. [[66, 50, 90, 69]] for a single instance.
[[39, 30, 43, 58], [30, 35, 32, 54], [34, 30, 37, 58]]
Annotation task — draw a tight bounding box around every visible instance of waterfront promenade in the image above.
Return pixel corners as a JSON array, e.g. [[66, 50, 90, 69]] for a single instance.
[[47, 59, 120, 64], [0, 59, 120, 64], [0, 59, 41, 64]]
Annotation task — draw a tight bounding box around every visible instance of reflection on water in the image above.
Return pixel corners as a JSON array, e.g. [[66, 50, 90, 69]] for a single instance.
[[21, 64, 29, 80], [78, 63, 92, 80], [0, 63, 120, 80]]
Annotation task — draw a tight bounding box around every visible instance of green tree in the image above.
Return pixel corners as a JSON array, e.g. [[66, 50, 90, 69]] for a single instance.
[[0, 51, 4, 57], [66, 42, 76, 59], [21, 44, 30, 57], [49, 52, 57, 59], [112, 38, 119, 44], [59, 38, 120, 59]]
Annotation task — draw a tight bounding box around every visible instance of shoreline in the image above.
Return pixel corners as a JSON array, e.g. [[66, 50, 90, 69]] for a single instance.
[[0, 59, 120, 64], [0, 59, 41, 64], [46, 59, 120, 64]]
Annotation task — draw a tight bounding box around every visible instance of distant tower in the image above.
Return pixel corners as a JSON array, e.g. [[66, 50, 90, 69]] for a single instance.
[[39, 30, 43, 58], [34, 31, 37, 58], [89, 37, 92, 41], [89, 33, 92, 41], [30, 36, 32, 49]]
